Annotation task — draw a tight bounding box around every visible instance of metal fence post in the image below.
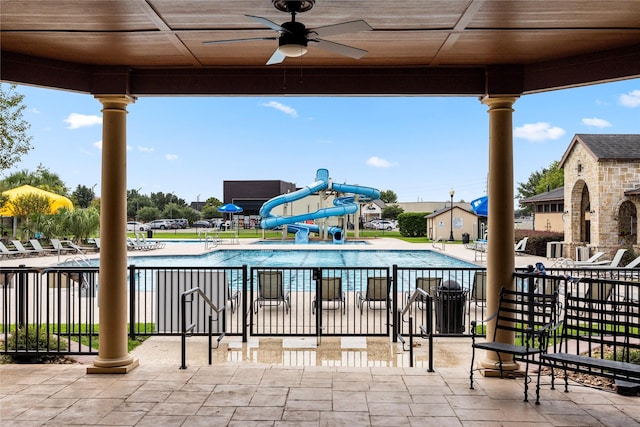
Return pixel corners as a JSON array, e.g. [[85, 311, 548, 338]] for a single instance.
[[242, 265, 248, 343], [129, 265, 136, 340]]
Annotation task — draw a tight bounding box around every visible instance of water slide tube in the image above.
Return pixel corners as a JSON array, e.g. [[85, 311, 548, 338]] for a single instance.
[[259, 169, 380, 243]]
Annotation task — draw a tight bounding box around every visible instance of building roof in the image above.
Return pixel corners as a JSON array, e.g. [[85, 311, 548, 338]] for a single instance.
[[559, 134, 640, 168], [520, 187, 565, 205], [2, 1, 639, 96], [424, 205, 474, 219]]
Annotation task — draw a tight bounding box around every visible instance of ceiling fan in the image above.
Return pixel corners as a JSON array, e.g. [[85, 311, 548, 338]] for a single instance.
[[203, 0, 372, 65]]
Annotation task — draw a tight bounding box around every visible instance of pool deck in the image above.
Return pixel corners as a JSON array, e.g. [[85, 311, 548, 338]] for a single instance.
[[2, 239, 639, 425]]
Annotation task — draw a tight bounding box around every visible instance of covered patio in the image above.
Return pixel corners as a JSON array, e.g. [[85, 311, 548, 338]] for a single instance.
[[1, 0, 639, 379]]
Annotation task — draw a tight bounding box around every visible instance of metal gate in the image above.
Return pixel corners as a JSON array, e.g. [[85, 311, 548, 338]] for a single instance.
[[249, 267, 391, 337]]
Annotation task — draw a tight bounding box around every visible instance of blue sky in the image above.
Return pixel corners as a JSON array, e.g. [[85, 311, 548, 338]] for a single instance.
[[7, 79, 640, 206]]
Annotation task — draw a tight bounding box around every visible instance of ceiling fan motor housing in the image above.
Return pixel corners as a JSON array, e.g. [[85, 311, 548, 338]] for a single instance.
[[278, 21, 308, 57], [272, 0, 315, 13]]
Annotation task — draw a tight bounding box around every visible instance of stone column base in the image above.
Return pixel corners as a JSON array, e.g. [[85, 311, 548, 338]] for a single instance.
[[87, 359, 139, 374]]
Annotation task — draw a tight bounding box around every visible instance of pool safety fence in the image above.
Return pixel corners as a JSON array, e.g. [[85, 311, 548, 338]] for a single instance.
[[1, 264, 637, 357]]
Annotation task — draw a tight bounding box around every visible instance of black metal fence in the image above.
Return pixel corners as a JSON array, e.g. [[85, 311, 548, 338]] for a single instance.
[[1, 264, 638, 357]]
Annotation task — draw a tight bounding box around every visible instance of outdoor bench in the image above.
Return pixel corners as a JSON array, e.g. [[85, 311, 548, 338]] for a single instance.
[[536, 277, 640, 402], [470, 273, 560, 403]]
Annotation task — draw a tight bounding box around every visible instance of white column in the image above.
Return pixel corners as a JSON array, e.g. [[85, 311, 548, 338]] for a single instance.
[[88, 95, 139, 374], [479, 95, 519, 372]]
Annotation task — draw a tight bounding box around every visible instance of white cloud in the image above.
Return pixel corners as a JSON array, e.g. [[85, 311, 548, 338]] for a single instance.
[[262, 101, 298, 118], [366, 156, 396, 168], [64, 113, 102, 129], [28, 107, 41, 114], [619, 89, 640, 107], [165, 154, 178, 161], [514, 122, 565, 142], [138, 146, 155, 153], [582, 117, 612, 128]]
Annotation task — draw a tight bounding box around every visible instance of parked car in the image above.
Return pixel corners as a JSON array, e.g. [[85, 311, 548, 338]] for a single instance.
[[148, 219, 173, 230], [174, 218, 188, 229], [374, 220, 396, 230], [127, 221, 149, 232], [193, 220, 212, 228]]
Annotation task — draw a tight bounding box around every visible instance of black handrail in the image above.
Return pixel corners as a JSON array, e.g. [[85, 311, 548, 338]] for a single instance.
[[398, 288, 434, 372], [180, 287, 226, 369]]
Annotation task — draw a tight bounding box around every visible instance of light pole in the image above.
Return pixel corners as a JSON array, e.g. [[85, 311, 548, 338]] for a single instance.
[[135, 187, 141, 220], [449, 188, 455, 241]]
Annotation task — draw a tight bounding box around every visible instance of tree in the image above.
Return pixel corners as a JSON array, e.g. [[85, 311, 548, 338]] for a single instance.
[[137, 206, 161, 222], [201, 205, 223, 219], [204, 196, 223, 208], [379, 190, 398, 203], [150, 192, 186, 211], [1, 164, 69, 195], [516, 161, 564, 213], [0, 84, 33, 171], [72, 184, 95, 208], [382, 205, 404, 220], [5, 193, 51, 239]]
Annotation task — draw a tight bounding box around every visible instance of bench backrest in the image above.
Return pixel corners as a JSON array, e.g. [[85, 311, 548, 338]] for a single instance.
[[490, 285, 558, 344], [560, 277, 640, 362]]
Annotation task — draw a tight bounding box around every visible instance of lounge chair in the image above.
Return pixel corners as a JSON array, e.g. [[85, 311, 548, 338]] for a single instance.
[[255, 271, 290, 313], [572, 251, 605, 266], [312, 277, 345, 314], [407, 277, 441, 309], [0, 241, 21, 258], [514, 237, 528, 255], [470, 271, 487, 306], [50, 238, 78, 254], [575, 249, 627, 268], [29, 239, 56, 256], [356, 277, 390, 314], [10, 240, 38, 257], [625, 255, 640, 269]]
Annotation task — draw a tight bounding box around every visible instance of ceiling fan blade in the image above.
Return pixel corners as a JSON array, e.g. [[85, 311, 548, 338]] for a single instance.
[[246, 14, 291, 34], [309, 20, 372, 38], [203, 37, 276, 45], [309, 39, 368, 59], [266, 49, 286, 65]]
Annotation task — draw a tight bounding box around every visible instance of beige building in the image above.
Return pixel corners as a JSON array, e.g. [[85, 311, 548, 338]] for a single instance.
[[559, 134, 640, 258], [520, 187, 564, 233], [425, 206, 481, 241]]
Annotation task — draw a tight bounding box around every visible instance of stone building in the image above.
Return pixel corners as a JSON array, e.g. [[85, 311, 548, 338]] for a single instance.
[[559, 134, 640, 258]]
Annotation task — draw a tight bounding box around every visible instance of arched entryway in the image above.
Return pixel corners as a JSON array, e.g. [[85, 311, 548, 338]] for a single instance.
[[570, 180, 592, 244], [618, 200, 638, 246]]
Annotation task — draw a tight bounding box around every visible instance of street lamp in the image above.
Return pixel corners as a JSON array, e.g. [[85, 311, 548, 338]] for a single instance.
[[449, 188, 455, 241]]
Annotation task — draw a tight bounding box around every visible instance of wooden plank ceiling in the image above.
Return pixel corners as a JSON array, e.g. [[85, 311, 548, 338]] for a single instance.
[[1, 0, 639, 96]]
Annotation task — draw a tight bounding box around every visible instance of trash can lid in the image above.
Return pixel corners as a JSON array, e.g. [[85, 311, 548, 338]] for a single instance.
[[440, 280, 462, 291]]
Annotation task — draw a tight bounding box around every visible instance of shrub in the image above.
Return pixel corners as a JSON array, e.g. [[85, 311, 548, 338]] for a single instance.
[[514, 229, 563, 257], [2, 326, 68, 363], [398, 212, 427, 237]]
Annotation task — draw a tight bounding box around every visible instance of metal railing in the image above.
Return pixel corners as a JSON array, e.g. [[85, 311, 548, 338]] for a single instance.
[[2, 263, 637, 358], [180, 286, 226, 369]]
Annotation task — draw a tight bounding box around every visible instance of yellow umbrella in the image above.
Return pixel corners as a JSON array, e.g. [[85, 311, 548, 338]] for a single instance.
[[0, 185, 74, 216]]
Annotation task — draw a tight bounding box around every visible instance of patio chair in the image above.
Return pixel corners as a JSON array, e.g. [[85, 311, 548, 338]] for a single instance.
[[514, 237, 528, 255], [407, 277, 441, 309], [584, 281, 615, 309], [50, 238, 78, 254], [0, 241, 21, 258], [312, 277, 345, 314], [10, 240, 38, 257], [255, 271, 290, 314], [470, 271, 487, 306], [356, 277, 390, 314], [572, 251, 606, 266], [29, 239, 56, 256]]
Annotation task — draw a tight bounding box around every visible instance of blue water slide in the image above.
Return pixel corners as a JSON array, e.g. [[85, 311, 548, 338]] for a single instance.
[[259, 169, 380, 244]]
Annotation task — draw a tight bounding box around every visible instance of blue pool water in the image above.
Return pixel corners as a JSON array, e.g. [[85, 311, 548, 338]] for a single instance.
[[126, 249, 476, 268]]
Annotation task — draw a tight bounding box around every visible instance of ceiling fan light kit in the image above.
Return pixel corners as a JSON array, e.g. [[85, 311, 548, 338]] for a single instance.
[[203, 0, 370, 65]]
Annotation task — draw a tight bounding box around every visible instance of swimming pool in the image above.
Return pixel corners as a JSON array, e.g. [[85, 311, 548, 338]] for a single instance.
[[125, 249, 477, 268]]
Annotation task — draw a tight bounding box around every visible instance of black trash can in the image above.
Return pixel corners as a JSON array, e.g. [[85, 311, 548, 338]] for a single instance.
[[462, 233, 470, 244], [147, 230, 153, 238], [435, 280, 467, 334]]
